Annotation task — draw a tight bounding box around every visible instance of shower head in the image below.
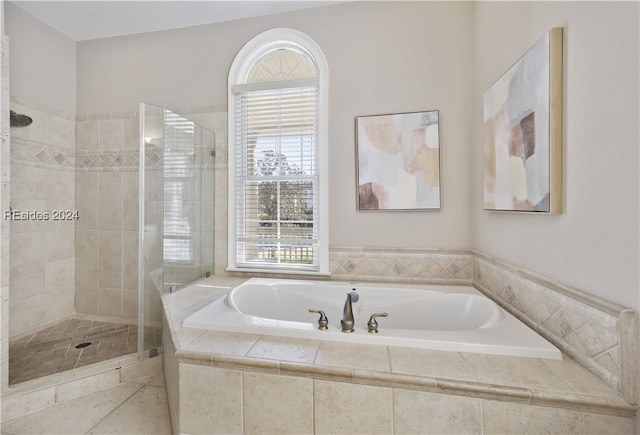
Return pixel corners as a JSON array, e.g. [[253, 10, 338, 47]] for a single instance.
[[10, 110, 33, 127]]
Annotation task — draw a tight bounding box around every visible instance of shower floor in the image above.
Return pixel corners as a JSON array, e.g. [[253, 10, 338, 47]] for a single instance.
[[8, 317, 162, 386]]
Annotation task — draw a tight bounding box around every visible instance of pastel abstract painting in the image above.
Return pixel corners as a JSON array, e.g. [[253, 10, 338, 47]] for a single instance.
[[483, 28, 563, 213], [356, 111, 440, 211]]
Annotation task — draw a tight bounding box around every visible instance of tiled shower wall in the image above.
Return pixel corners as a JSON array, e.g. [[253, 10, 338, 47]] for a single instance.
[[74, 106, 226, 321], [9, 97, 75, 337], [75, 113, 139, 320], [4, 102, 225, 336]]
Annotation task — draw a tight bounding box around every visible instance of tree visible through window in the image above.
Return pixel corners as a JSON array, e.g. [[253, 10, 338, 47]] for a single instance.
[[256, 147, 314, 264]]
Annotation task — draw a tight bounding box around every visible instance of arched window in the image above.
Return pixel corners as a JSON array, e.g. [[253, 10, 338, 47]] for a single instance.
[[227, 29, 329, 275]]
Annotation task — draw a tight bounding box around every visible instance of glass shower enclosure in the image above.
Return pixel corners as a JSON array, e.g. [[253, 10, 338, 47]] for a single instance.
[[138, 103, 215, 359]]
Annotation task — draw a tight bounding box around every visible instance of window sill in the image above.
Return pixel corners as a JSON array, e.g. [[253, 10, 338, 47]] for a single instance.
[[225, 266, 331, 277]]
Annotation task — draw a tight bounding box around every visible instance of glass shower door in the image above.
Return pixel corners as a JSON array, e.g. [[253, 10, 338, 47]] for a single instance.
[[139, 103, 215, 360], [162, 110, 215, 291]]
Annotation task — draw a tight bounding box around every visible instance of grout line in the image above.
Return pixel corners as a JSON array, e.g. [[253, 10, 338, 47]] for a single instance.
[[82, 382, 146, 434], [312, 378, 316, 434], [240, 370, 245, 433]]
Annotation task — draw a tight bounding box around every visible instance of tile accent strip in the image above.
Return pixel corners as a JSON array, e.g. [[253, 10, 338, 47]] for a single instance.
[[329, 247, 472, 285], [473, 250, 637, 403], [75, 148, 139, 172], [11, 138, 75, 170]]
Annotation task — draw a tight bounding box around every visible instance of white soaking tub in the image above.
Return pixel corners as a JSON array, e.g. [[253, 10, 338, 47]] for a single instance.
[[183, 278, 562, 359]]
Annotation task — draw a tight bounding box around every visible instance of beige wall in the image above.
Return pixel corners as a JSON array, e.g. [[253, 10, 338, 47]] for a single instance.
[[470, 5, 639, 423], [471, 1, 639, 310], [77, 1, 474, 252], [4, 2, 76, 114]]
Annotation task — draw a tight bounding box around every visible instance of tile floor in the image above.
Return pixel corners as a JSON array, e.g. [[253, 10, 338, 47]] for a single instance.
[[1, 371, 172, 434], [9, 318, 162, 385]]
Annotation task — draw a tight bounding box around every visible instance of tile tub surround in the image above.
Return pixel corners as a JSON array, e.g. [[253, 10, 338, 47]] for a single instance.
[[473, 250, 638, 404], [233, 246, 637, 403], [162, 276, 636, 434]]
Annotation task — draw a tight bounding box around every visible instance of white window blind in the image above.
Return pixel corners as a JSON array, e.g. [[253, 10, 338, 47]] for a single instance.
[[233, 83, 320, 271]]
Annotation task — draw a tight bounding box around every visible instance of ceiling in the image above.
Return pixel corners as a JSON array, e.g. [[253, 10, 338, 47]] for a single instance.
[[7, 0, 342, 41]]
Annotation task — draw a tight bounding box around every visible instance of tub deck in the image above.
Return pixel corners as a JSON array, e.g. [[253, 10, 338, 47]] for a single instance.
[[162, 275, 636, 432]]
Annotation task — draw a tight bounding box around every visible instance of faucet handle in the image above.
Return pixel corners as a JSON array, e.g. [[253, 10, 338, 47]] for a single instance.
[[367, 312, 388, 334], [308, 309, 329, 330]]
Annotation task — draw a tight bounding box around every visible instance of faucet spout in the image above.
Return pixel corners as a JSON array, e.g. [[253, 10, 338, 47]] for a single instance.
[[341, 293, 355, 333]]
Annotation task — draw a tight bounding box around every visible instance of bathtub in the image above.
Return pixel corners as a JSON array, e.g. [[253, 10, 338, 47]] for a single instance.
[[183, 278, 562, 359]]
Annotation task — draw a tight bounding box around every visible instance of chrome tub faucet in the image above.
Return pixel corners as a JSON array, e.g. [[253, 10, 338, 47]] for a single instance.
[[341, 292, 356, 333]]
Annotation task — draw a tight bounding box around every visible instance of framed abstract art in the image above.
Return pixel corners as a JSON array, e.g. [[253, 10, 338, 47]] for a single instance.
[[356, 110, 440, 211], [483, 27, 563, 213]]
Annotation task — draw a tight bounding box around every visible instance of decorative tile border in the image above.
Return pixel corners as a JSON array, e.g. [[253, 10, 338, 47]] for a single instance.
[[473, 250, 637, 403], [170, 104, 228, 115], [213, 149, 228, 166], [329, 247, 472, 285], [75, 146, 215, 172], [75, 148, 139, 172], [139, 146, 215, 170], [11, 138, 75, 170]]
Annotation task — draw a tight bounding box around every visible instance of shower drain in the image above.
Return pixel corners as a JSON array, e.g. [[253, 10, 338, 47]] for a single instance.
[[74, 342, 92, 349]]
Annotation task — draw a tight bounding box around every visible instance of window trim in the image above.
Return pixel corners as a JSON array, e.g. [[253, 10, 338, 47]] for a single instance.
[[227, 28, 329, 275]]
